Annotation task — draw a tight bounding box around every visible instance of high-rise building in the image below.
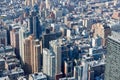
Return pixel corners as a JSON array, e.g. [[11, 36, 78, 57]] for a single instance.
[[46, 0, 51, 9], [24, 35, 42, 74], [19, 26, 30, 63], [74, 60, 94, 80], [28, 16, 33, 34], [28, 11, 42, 39], [33, 16, 41, 39], [105, 31, 120, 80], [32, 39, 42, 73], [53, 8, 63, 18], [0, 28, 7, 46], [43, 48, 55, 79], [91, 23, 111, 46], [64, 60, 73, 77], [24, 35, 33, 74], [92, 36, 102, 47], [43, 28, 62, 49], [50, 40, 62, 75], [10, 27, 20, 58], [25, 0, 38, 6]]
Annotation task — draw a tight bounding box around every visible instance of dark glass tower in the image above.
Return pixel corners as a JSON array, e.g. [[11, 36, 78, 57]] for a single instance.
[[33, 15, 42, 39], [28, 10, 42, 39]]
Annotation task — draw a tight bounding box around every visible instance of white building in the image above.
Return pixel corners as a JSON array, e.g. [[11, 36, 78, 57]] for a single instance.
[[50, 40, 62, 75], [29, 72, 47, 80], [43, 48, 55, 79], [19, 26, 29, 63]]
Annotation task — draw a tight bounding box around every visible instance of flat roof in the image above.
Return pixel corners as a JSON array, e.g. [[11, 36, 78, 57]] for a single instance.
[[108, 31, 120, 43], [31, 72, 47, 79]]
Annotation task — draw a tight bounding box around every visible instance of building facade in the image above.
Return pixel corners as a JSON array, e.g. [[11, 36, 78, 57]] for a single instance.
[[43, 48, 55, 79], [91, 23, 111, 46], [10, 27, 20, 58], [105, 31, 120, 80], [24, 35, 42, 74], [0, 28, 7, 46]]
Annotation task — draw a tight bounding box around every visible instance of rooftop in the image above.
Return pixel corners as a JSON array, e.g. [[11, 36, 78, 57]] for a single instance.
[[10, 67, 24, 75], [30, 72, 47, 80], [43, 48, 55, 56], [0, 76, 9, 80], [108, 31, 120, 43]]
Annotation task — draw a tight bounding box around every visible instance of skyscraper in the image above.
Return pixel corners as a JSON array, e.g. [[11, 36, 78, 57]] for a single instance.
[[64, 60, 73, 77], [43, 48, 55, 79], [42, 28, 62, 49], [28, 16, 33, 34], [32, 39, 42, 73], [24, 35, 33, 74], [91, 23, 111, 46], [46, 0, 51, 9], [10, 27, 20, 58], [24, 35, 42, 74], [0, 28, 7, 46], [28, 11, 42, 39], [33, 16, 41, 39], [50, 40, 62, 75], [105, 31, 120, 80], [25, 0, 38, 6], [19, 26, 30, 63]]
